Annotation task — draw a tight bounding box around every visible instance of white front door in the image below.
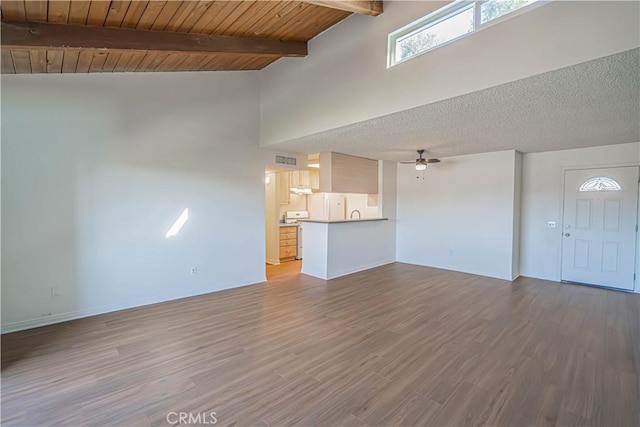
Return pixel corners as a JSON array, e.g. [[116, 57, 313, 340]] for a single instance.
[[561, 167, 639, 291]]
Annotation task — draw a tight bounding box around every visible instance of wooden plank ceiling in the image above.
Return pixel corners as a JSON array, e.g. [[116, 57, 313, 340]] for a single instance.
[[0, 1, 382, 74]]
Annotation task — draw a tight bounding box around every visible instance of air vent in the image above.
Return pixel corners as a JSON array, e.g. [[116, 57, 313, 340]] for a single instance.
[[275, 155, 297, 166]]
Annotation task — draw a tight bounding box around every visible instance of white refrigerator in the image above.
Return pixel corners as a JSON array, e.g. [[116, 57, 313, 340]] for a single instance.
[[307, 193, 346, 221]]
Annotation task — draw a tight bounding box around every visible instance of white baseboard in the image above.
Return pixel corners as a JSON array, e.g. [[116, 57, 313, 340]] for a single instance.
[[326, 259, 395, 280], [1, 276, 266, 334], [396, 260, 514, 282]]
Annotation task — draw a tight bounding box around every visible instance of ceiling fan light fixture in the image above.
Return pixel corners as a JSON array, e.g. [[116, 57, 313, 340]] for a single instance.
[[415, 160, 428, 171]]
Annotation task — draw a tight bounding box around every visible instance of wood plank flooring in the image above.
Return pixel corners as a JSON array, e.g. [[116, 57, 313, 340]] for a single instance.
[[2, 263, 639, 426]]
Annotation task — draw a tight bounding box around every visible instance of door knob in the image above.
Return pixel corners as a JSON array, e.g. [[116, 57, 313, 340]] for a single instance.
[[564, 233, 571, 237]]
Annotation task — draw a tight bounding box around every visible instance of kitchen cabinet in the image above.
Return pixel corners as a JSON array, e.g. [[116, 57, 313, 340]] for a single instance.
[[278, 172, 290, 205], [290, 170, 312, 189], [319, 152, 378, 194], [279, 226, 297, 262], [309, 169, 320, 191]]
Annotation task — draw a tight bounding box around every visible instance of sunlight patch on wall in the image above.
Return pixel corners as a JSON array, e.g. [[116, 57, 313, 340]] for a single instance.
[[165, 208, 189, 238]]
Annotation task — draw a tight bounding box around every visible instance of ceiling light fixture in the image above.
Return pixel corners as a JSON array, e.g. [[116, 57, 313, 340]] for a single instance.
[[415, 160, 427, 171], [308, 163, 320, 168]]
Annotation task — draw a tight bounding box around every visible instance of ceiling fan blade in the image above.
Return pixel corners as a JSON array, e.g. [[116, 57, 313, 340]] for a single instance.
[[399, 161, 416, 164], [427, 159, 441, 163]]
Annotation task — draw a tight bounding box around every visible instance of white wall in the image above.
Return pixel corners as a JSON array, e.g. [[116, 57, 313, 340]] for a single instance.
[[265, 172, 279, 265], [344, 193, 378, 219], [260, 1, 639, 146], [397, 150, 519, 280], [279, 192, 307, 221], [520, 142, 640, 285], [1, 72, 267, 332], [512, 152, 523, 278]]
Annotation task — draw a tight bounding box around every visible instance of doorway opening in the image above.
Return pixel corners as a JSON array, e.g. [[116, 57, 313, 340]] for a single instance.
[[265, 167, 306, 281]]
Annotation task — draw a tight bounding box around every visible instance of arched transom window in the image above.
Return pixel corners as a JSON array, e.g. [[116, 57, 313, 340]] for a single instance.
[[579, 177, 622, 192]]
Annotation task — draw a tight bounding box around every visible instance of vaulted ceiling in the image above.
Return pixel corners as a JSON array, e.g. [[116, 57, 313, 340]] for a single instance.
[[0, 1, 382, 73]]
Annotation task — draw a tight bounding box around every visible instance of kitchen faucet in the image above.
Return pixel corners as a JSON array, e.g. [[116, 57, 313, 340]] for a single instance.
[[350, 210, 361, 220]]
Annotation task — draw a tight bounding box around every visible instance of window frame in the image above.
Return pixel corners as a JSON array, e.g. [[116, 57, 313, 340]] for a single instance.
[[388, 0, 546, 68]]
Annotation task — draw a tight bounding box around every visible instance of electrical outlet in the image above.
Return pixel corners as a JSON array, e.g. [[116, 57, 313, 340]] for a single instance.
[[547, 221, 556, 228], [51, 287, 60, 297], [42, 312, 52, 317], [190, 267, 198, 276]]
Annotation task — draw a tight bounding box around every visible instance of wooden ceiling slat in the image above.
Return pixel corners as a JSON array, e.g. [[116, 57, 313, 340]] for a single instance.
[[29, 49, 46, 72], [189, 53, 217, 71], [24, 0, 48, 22], [174, 0, 213, 32], [75, 50, 93, 72], [134, 51, 169, 72], [1, 1, 26, 21], [296, 9, 351, 40], [271, 5, 347, 41], [250, 1, 305, 38], [46, 50, 63, 72], [1, 0, 357, 74], [181, 53, 218, 71], [150, 0, 182, 31], [259, 2, 312, 40], [1, 49, 16, 73], [187, 1, 227, 34], [104, 1, 131, 27], [163, 0, 199, 32], [88, 51, 108, 72], [48, 1, 70, 23], [223, 1, 281, 37], [120, 0, 147, 28], [136, 0, 166, 30], [61, 50, 80, 72], [191, 1, 241, 34], [236, 1, 297, 37], [10, 49, 31, 73], [124, 50, 147, 70], [245, 55, 279, 70], [102, 51, 122, 72], [199, 53, 239, 71], [155, 52, 187, 72], [86, 0, 111, 26], [209, 1, 260, 35], [68, 1, 90, 24], [112, 51, 135, 72], [289, 9, 337, 40]]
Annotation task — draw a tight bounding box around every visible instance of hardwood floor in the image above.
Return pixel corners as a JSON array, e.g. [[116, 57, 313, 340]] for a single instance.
[[266, 260, 302, 281], [2, 263, 639, 426]]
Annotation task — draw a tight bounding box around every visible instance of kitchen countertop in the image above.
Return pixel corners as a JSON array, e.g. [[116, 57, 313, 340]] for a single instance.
[[300, 218, 389, 224]]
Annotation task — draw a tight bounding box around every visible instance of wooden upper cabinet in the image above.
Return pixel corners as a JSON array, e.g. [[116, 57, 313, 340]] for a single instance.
[[309, 169, 320, 191], [278, 172, 290, 205], [319, 152, 379, 194], [290, 170, 311, 188]]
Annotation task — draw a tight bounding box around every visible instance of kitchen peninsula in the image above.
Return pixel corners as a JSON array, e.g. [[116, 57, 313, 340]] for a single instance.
[[301, 218, 394, 280]]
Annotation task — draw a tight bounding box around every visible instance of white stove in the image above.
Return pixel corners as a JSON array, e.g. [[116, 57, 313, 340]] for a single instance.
[[285, 211, 308, 259], [284, 210, 309, 224]]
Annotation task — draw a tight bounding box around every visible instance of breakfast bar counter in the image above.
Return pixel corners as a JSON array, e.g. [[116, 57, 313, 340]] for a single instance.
[[300, 218, 394, 280]]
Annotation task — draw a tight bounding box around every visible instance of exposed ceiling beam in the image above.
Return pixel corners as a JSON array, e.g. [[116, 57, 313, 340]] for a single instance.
[[1, 21, 308, 57], [303, 1, 383, 16]]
